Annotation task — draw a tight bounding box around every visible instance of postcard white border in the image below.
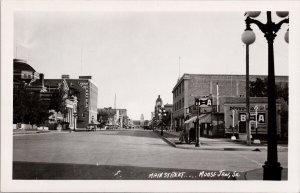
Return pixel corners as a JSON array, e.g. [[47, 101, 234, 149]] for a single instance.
[[1, 0, 300, 192]]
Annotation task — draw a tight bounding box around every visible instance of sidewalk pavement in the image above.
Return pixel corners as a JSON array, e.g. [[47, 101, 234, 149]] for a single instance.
[[155, 130, 288, 152], [13, 127, 139, 135]]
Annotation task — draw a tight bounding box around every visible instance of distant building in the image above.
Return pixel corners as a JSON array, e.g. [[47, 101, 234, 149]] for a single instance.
[[140, 114, 144, 126], [164, 103, 173, 130], [133, 120, 141, 126]]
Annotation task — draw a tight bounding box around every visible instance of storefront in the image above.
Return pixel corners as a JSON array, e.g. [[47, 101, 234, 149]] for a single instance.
[[223, 97, 281, 138]]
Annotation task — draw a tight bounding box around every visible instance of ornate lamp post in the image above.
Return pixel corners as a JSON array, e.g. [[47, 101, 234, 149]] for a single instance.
[[194, 98, 201, 147], [158, 106, 167, 136], [242, 11, 289, 180]]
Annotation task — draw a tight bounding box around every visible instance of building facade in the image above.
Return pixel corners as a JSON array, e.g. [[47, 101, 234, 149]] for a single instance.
[[43, 75, 98, 129], [172, 73, 288, 136]]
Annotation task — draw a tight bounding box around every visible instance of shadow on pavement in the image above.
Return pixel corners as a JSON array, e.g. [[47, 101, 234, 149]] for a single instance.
[[95, 130, 159, 139], [244, 168, 288, 180], [13, 161, 243, 180]]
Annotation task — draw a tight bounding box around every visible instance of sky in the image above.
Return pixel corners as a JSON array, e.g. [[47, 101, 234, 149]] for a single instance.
[[14, 11, 289, 120]]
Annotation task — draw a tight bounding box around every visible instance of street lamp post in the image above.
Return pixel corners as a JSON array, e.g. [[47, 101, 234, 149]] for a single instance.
[[231, 109, 236, 140], [242, 11, 289, 180], [73, 113, 77, 131], [195, 98, 201, 147], [241, 24, 255, 145], [253, 105, 261, 144], [158, 106, 167, 136]]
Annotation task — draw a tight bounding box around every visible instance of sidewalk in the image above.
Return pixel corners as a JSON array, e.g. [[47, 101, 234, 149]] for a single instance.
[[155, 130, 288, 152], [13, 129, 70, 135]]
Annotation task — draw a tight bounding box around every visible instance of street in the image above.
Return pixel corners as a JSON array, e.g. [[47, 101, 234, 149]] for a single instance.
[[13, 128, 288, 180]]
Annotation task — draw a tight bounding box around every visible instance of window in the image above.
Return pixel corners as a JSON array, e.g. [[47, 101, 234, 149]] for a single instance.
[[179, 84, 181, 94], [82, 113, 85, 118]]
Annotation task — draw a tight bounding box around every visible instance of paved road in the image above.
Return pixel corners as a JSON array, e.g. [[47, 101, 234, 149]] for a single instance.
[[13, 129, 288, 179]]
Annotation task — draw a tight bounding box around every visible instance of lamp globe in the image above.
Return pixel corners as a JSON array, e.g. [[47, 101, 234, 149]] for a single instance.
[[285, 30, 289, 43], [241, 30, 256, 45], [276, 11, 289, 18], [246, 11, 261, 18]]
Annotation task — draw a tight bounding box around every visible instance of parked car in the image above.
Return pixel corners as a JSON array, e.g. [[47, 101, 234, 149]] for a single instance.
[[143, 126, 150, 130]]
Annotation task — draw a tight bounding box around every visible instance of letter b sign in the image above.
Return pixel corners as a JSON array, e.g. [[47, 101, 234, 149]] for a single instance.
[[239, 113, 247, 122]]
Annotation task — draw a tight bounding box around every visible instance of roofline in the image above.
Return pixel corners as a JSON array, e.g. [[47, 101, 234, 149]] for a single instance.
[[172, 73, 289, 92]]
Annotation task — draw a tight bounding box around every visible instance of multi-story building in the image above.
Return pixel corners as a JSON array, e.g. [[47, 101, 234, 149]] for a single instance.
[[43, 75, 98, 129], [172, 73, 288, 137]]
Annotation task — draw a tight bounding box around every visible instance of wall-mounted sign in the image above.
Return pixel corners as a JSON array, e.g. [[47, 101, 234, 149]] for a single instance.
[[195, 96, 212, 107], [230, 105, 266, 112], [239, 113, 266, 123]]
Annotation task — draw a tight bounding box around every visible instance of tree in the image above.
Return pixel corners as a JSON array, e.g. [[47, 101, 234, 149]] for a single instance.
[[97, 107, 116, 126], [13, 86, 50, 125], [250, 78, 268, 97], [49, 83, 68, 118], [250, 77, 289, 139], [250, 78, 288, 102]]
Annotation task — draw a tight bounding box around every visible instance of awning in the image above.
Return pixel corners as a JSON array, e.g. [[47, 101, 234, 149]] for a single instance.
[[184, 114, 211, 124], [199, 114, 211, 123], [184, 116, 197, 124], [89, 120, 100, 125]]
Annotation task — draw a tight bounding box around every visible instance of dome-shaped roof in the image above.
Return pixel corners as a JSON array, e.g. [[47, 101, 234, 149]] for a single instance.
[[14, 59, 36, 72]]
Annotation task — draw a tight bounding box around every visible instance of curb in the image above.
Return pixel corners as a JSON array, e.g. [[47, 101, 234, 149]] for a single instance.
[[153, 130, 177, 147], [161, 136, 177, 147], [13, 131, 50, 135], [157, 131, 288, 152]]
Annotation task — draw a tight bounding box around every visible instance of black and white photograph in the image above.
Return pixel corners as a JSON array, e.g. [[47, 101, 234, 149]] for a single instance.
[[1, 0, 300, 192]]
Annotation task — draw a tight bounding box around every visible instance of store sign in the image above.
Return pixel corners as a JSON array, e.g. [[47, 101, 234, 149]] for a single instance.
[[230, 105, 266, 111], [195, 96, 212, 107], [239, 113, 266, 123]]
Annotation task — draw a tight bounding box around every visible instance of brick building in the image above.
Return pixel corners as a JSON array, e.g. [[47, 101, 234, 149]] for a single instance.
[[172, 73, 288, 137], [43, 75, 98, 129]]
